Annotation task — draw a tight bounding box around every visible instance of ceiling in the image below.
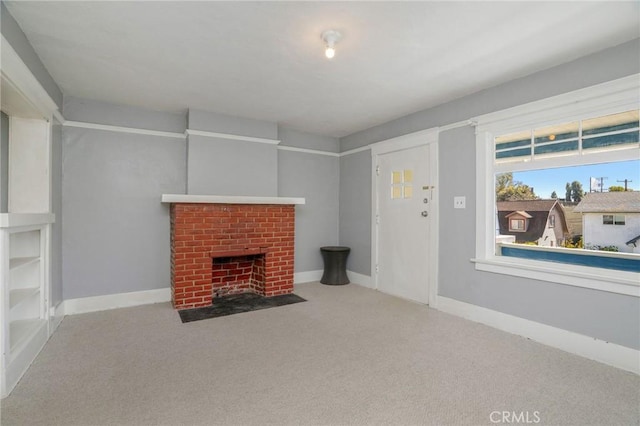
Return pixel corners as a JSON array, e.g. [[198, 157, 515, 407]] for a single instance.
[[5, 1, 639, 138]]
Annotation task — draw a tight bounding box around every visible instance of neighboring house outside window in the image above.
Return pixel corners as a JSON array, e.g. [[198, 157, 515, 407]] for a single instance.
[[575, 192, 640, 253], [498, 200, 568, 247]]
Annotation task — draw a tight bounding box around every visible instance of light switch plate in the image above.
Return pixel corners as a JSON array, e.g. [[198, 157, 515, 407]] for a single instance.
[[454, 196, 466, 209]]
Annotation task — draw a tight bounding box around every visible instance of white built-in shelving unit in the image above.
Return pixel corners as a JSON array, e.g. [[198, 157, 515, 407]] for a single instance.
[[1, 215, 53, 396], [1, 34, 59, 398]]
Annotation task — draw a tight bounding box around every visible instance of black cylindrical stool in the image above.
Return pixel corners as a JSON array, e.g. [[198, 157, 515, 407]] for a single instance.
[[320, 246, 350, 285]]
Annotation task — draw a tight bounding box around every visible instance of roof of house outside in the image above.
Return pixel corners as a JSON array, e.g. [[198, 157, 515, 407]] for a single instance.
[[574, 192, 640, 213], [497, 199, 557, 212], [505, 210, 533, 219]]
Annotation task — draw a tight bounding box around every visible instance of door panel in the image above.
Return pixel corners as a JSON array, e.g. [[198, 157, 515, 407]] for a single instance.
[[376, 145, 430, 303]]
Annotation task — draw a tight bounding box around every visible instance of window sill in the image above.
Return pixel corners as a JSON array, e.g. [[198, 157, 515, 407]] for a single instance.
[[472, 257, 640, 297]]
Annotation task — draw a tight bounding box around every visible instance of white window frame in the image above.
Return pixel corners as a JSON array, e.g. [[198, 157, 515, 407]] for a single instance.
[[473, 74, 640, 297]]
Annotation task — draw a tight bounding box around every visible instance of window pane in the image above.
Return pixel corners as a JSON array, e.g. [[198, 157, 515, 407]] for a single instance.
[[403, 169, 413, 183], [582, 110, 639, 136], [582, 132, 639, 150], [391, 186, 402, 199], [614, 215, 625, 225], [534, 140, 579, 155], [496, 147, 531, 160], [603, 215, 613, 225], [495, 130, 531, 161], [534, 122, 579, 144], [403, 185, 413, 199]]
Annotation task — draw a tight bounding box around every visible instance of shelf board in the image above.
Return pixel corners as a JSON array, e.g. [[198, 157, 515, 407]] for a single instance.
[[9, 256, 40, 270], [9, 288, 40, 310], [0, 213, 55, 228], [10, 319, 46, 353]]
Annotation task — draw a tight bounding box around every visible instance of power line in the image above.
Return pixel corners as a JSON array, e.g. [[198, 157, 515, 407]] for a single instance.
[[617, 179, 633, 191]]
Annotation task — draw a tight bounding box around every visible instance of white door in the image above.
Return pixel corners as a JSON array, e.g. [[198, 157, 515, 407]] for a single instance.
[[376, 144, 431, 304]]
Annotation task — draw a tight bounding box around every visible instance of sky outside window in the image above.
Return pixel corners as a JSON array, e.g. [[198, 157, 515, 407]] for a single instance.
[[512, 159, 639, 199]]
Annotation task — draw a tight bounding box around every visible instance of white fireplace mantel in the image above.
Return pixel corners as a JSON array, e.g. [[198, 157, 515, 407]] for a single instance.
[[161, 194, 305, 205]]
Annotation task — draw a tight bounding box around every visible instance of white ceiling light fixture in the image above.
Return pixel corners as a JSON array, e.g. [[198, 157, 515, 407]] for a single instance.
[[321, 30, 342, 59]]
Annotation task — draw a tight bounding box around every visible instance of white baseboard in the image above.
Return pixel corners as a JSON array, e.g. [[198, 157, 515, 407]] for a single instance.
[[436, 296, 640, 375], [347, 271, 372, 288], [2, 320, 48, 398], [294, 270, 323, 284], [50, 301, 65, 332], [61, 288, 171, 316]]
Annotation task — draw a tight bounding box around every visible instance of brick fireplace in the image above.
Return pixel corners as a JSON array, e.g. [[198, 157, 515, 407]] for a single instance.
[[164, 195, 304, 309]]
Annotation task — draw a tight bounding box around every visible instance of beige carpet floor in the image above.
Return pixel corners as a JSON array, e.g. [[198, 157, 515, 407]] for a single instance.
[[1, 283, 639, 426]]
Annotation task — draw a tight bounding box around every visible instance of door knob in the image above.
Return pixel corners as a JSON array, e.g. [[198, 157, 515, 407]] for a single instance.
[[421, 211, 428, 217]]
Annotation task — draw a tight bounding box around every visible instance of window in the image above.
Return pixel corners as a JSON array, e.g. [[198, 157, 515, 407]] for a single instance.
[[509, 218, 526, 232], [603, 214, 625, 225], [391, 169, 413, 199], [474, 75, 639, 296]]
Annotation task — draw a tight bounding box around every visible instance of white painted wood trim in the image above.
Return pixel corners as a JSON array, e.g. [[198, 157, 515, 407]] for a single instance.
[[338, 120, 472, 157], [0, 213, 55, 228], [474, 74, 639, 133], [52, 110, 65, 126], [439, 119, 476, 132], [473, 258, 639, 297], [347, 271, 372, 288], [428, 141, 439, 307], [278, 146, 340, 157], [0, 35, 60, 121], [61, 288, 171, 316], [436, 296, 640, 375], [294, 270, 323, 284], [370, 127, 439, 300], [339, 145, 371, 157], [186, 129, 280, 145], [161, 194, 305, 205], [2, 321, 48, 398], [370, 127, 439, 155], [50, 301, 64, 332], [63, 121, 185, 139]]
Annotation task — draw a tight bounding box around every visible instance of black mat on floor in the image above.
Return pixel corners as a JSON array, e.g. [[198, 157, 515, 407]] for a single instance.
[[178, 293, 306, 323]]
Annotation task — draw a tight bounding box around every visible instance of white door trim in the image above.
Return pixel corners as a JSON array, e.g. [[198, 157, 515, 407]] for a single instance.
[[371, 127, 439, 306]]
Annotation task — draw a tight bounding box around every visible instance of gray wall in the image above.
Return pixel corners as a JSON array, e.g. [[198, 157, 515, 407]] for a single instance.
[[337, 38, 640, 350], [278, 128, 340, 272], [278, 127, 340, 153], [61, 98, 340, 297], [278, 150, 339, 272], [63, 96, 186, 133], [339, 150, 371, 275], [61, 126, 186, 299], [189, 109, 277, 139], [187, 135, 278, 196], [50, 120, 63, 306], [0, 1, 63, 110], [187, 109, 278, 196], [0, 112, 8, 212]]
